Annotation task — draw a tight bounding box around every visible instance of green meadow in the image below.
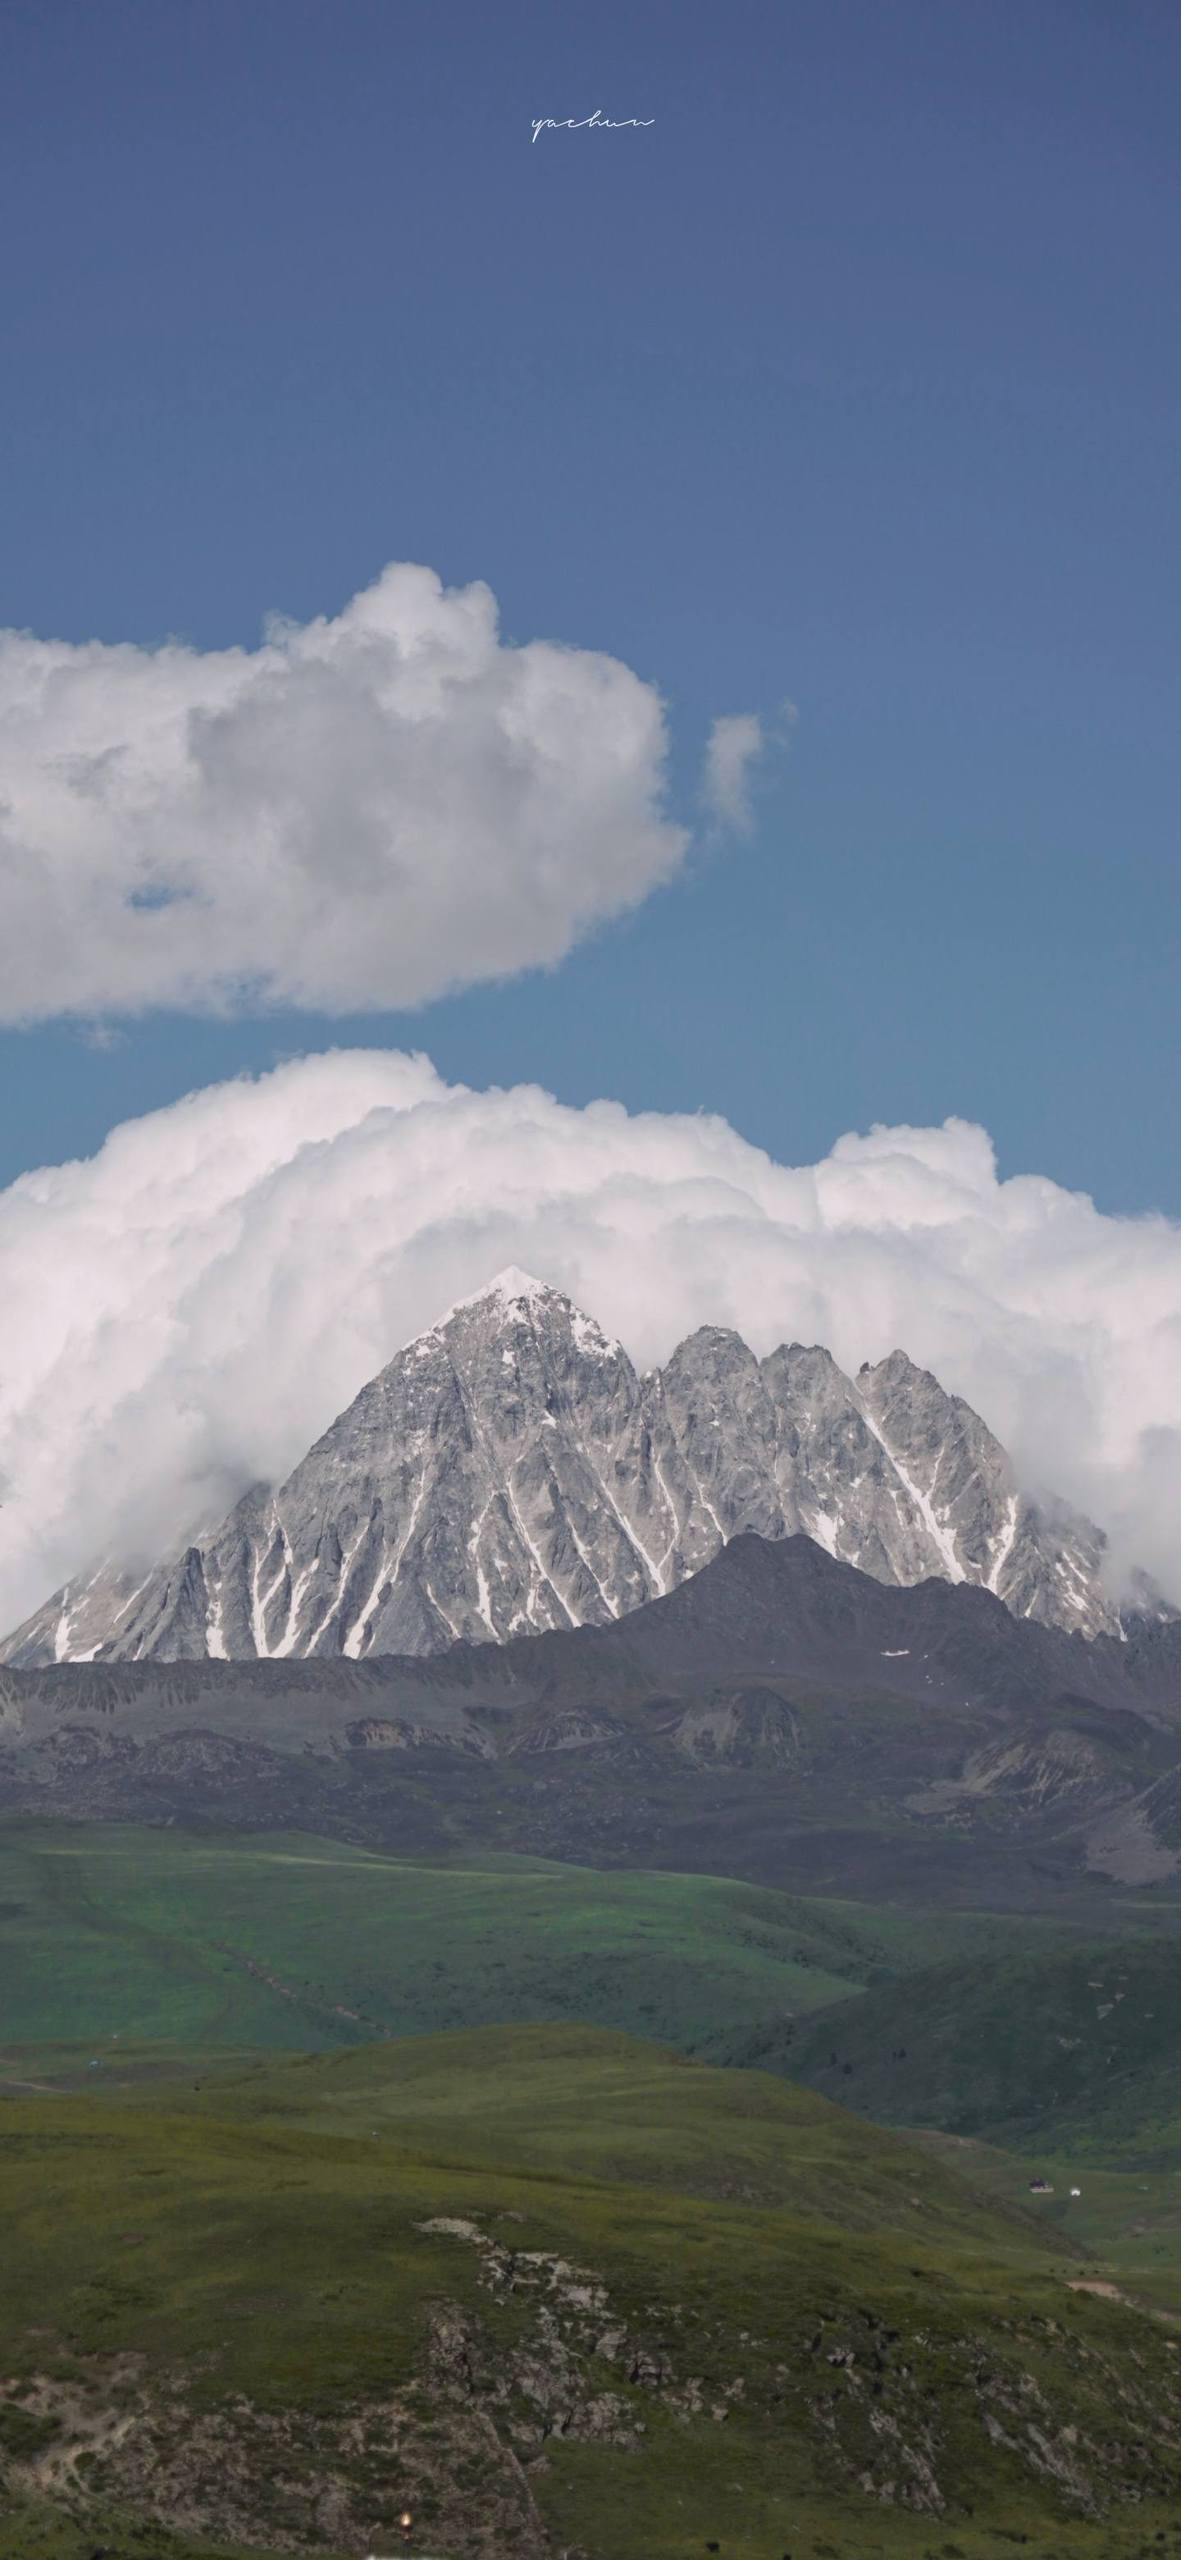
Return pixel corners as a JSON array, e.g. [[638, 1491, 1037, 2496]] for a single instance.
[[0, 1817, 936, 2058], [0, 1818, 1103, 2064], [786, 1933, 1181, 2160], [5, 2026, 1181, 2560], [7, 1821, 1181, 2559]]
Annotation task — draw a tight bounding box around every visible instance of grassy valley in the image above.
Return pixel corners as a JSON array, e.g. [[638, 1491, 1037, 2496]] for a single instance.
[[6, 2026, 1181, 2560], [0, 1819, 896, 2056], [8, 1822, 1181, 2557], [782, 1934, 1181, 2160], [4, 1817, 1070, 2064]]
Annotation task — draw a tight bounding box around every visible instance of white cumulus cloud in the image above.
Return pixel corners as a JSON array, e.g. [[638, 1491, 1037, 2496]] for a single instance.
[[0, 1050, 1179, 1632], [0, 564, 689, 1022]]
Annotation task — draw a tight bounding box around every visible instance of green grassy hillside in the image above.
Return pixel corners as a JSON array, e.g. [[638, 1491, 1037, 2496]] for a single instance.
[[12, 1824, 1181, 2555], [4, 2025, 1181, 2560], [11, 1820, 1181, 2198], [0, 1818, 870, 2054], [783, 1935, 1181, 2159], [0, 1818, 1042, 2061], [114, 2020, 1079, 2249], [913, 2127, 1181, 2318]]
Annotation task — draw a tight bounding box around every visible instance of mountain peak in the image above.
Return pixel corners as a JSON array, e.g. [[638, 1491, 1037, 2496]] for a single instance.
[[767, 1341, 847, 1382], [439, 1267, 569, 1324], [860, 1348, 924, 1380], [487, 1264, 559, 1305], [3, 1283, 1134, 1668]]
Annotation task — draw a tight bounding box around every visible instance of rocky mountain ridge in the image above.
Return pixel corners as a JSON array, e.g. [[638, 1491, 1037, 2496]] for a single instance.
[[4, 1534, 1181, 1898], [4, 1269, 1153, 1666]]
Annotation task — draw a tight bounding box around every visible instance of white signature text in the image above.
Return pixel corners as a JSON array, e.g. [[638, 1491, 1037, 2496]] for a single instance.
[[531, 108, 655, 144]]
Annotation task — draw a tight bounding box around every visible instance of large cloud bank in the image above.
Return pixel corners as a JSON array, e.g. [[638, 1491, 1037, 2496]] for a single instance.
[[0, 565, 688, 1020], [1, 1049, 1178, 1634]]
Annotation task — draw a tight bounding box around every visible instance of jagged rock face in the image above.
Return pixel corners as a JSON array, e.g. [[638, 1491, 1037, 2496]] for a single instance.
[[19, 1560, 146, 1666], [3, 1269, 1136, 1666]]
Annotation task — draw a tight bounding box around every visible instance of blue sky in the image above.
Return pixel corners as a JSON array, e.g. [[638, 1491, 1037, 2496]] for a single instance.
[[1, 0, 1177, 1210]]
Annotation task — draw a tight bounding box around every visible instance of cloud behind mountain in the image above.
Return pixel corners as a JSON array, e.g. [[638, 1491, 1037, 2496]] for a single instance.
[[0, 1050, 1177, 1632]]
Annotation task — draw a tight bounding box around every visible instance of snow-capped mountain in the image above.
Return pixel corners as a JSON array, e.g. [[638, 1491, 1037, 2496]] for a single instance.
[[3, 1269, 1135, 1666]]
